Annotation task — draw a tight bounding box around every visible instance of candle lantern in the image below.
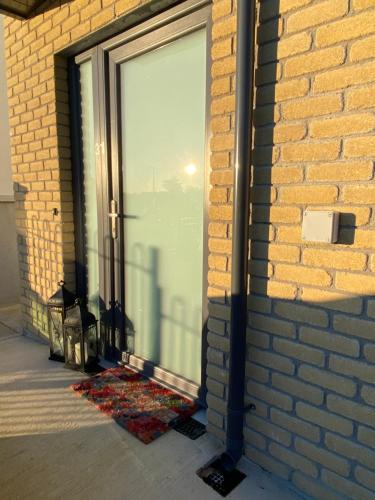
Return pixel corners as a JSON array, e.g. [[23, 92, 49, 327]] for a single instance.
[[63, 300, 99, 373], [47, 280, 76, 362]]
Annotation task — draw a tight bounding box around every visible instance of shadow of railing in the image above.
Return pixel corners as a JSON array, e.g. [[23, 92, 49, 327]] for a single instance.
[[13, 182, 63, 338]]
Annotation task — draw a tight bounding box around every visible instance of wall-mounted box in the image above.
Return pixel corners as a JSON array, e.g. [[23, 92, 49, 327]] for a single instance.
[[302, 211, 340, 243]]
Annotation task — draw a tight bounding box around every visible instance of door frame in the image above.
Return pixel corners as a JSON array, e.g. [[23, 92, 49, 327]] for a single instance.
[[70, 1, 212, 402], [70, 47, 113, 357]]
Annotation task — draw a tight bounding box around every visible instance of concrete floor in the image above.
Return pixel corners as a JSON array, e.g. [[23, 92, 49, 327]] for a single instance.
[[0, 309, 302, 500], [0, 303, 22, 334]]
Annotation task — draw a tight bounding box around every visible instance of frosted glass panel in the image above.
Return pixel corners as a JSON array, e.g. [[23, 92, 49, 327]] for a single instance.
[[121, 29, 206, 384], [79, 60, 99, 319]]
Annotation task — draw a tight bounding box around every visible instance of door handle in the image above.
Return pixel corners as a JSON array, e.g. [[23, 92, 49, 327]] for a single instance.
[[109, 199, 119, 239]]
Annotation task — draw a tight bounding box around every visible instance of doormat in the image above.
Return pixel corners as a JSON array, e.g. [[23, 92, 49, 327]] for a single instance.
[[71, 366, 198, 444]]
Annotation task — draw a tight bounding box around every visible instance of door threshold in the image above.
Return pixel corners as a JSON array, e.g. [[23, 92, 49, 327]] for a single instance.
[[125, 353, 201, 401]]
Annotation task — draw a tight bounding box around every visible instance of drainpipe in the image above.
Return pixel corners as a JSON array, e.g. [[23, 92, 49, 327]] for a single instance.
[[221, 0, 256, 470]]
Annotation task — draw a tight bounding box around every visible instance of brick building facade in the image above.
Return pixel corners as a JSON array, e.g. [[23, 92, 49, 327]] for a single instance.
[[3, 0, 375, 498]]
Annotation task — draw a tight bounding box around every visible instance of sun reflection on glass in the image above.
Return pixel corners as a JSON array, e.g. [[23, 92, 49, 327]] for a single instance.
[[184, 163, 197, 175]]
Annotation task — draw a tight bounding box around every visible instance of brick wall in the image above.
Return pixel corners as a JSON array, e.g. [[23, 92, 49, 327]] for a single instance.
[[4, 0, 375, 498], [3, 0, 157, 336], [244, 0, 375, 497], [205, 0, 236, 438]]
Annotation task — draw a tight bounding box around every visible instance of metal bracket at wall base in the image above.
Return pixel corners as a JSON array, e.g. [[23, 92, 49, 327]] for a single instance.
[[244, 403, 256, 413], [197, 455, 246, 497]]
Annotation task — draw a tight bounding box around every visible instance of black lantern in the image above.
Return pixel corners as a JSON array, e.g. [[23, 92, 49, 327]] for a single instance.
[[63, 300, 99, 373], [47, 280, 76, 362]]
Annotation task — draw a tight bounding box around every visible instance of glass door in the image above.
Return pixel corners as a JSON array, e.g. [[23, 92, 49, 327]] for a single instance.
[[108, 10, 209, 389]]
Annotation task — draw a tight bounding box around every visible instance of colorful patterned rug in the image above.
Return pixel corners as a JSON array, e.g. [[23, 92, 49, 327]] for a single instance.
[[71, 366, 198, 444]]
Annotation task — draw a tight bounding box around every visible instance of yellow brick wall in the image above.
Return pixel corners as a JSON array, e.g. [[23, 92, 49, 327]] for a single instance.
[[205, 0, 235, 433], [4, 0, 375, 498], [241, 0, 375, 497], [3, 0, 155, 336], [207, 0, 375, 498]]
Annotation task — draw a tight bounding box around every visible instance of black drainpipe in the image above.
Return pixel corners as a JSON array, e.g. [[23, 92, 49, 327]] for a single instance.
[[221, 0, 256, 470]]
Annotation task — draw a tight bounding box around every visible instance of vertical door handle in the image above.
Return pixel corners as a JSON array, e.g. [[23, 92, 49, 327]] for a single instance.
[[108, 199, 119, 239]]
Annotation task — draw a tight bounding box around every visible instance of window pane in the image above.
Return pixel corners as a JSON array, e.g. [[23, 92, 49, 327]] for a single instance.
[[79, 60, 99, 319], [121, 29, 207, 384]]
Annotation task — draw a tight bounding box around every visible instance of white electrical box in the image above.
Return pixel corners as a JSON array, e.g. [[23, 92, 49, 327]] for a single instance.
[[302, 211, 339, 243]]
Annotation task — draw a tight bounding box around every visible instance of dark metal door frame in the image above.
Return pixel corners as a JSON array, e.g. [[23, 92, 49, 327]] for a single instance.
[[70, 47, 113, 357], [106, 4, 212, 400], [71, 0, 212, 401]]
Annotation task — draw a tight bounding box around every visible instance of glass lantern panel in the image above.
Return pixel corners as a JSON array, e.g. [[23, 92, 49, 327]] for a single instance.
[[65, 329, 82, 366], [86, 324, 98, 362], [50, 309, 64, 356]]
